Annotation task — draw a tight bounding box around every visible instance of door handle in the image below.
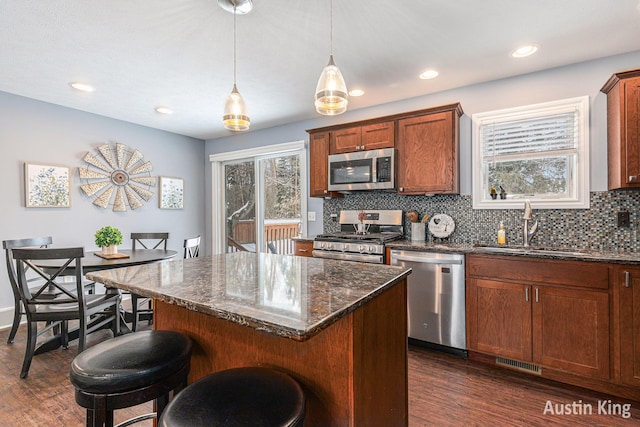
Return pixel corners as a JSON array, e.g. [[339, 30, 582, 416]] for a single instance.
[[535, 287, 539, 303], [625, 271, 630, 288], [525, 288, 529, 302], [391, 254, 462, 264]]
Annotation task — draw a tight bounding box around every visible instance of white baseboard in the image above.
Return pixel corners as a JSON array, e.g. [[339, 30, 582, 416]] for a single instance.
[[0, 306, 20, 331]]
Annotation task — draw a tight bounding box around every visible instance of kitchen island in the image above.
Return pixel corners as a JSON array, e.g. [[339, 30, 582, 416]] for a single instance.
[[86, 251, 412, 426]]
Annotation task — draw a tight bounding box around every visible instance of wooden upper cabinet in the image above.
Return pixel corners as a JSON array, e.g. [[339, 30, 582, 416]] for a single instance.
[[308, 131, 343, 198], [306, 103, 462, 196], [330, 121, 395, 154], [601, 69, 640, 189], [396, 105, 462, 194]]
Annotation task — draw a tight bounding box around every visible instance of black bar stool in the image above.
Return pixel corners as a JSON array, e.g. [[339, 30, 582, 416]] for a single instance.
[[69, 330, 192, 427], [159, 367, 305, 427]]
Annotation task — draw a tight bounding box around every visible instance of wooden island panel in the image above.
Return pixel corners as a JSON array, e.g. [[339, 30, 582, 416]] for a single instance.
[[154, 278, 408, 427]]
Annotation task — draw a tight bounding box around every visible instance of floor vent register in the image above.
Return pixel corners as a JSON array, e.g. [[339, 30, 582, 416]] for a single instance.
[[496, 357, 542, 375]]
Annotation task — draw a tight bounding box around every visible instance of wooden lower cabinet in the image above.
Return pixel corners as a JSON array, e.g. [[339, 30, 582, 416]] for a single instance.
[[467, 254, 640, 401], [533, 285, 609, 379], [468, 278, 532, 361], [467, 255, 610, 380], [293, 239, 313, 257], [616, 266, 640, 387]]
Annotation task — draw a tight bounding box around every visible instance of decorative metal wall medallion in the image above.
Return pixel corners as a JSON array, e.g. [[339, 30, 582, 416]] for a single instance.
[[79, 142, 156, 211]]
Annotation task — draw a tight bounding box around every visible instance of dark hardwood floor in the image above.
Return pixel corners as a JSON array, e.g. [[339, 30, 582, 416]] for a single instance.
[[0, 325, 638, 426]]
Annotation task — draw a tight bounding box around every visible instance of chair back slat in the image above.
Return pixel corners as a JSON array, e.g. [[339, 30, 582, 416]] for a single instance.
[[183, 236, 201, 259], [12, 247, 85, 306], [131, 233, 169, 250], [3, 237, 54, 303]]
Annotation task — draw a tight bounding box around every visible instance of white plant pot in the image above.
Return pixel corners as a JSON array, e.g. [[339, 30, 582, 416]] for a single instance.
[[102, 244, 118, 255]]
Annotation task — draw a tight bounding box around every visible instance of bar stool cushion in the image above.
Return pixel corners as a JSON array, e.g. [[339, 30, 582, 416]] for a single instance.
[[159, 367, 305, 427], [70, 330, 192, 394]]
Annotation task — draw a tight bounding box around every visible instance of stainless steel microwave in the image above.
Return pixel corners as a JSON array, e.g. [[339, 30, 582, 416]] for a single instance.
[[328, 148, 395, 191]]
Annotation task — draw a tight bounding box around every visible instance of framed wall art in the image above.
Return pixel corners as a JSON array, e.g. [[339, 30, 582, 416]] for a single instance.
[[159, 176, 184, 209], [24, 162, 71, 208]]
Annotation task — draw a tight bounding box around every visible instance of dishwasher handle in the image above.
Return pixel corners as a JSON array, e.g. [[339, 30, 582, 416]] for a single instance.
[[390, 253, 463, 265]]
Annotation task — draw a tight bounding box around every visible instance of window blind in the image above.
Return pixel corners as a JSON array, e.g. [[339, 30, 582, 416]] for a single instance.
[[481, 111, 578, 158]]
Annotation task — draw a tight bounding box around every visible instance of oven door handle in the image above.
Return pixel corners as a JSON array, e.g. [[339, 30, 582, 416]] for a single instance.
[[391, 254, 463, 265], [312, 250, 383, 264]]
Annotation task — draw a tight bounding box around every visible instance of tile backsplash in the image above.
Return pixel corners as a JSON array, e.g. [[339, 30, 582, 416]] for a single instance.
[[323, 191, 640, 252]]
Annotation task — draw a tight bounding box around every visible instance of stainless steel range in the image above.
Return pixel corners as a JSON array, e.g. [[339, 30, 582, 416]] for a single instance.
[[313, 210, 404, 264]]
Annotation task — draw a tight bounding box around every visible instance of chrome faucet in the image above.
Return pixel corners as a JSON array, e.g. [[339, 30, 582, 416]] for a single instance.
[[522, 199, 538, 247]]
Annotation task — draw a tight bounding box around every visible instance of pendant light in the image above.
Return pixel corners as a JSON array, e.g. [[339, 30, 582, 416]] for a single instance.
[[221, 0, 251, 131], [315, 0, 348, 115]]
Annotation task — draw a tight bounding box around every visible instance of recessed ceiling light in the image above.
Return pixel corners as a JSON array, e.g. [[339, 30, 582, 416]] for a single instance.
[[419, 69, 439, 80], [69, 82, 95, 92], [349, 89, 364, 97], [155, 107, 173, 115], [511, 45, 539, 58]]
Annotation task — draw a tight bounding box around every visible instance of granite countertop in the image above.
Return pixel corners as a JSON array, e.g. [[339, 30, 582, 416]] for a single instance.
[[86, 252, 411, 341], [387, 239, 640, 265], [292, 235, 315, 242]]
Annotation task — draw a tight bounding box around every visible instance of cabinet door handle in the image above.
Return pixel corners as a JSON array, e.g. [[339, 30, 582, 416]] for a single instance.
[[298, 249, 309, 253], [399, 187, 404, 192], [625, 271, 630, 288], [630, 176, 638, 183], [525, 288, 529, 302], [323, 189, 328, 194], [535, 287, 539, 303]]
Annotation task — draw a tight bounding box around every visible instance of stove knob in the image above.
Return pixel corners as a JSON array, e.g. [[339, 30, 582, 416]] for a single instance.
[[368, 246, 376, 253], [359, 245, 366, 253]]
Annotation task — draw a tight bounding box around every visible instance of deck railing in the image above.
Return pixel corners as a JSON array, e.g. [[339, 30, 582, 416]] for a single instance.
[[227, 220, 300, 255]]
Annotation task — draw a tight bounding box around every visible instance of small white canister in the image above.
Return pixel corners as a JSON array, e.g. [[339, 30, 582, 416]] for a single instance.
[[411, 222, 425, 242]]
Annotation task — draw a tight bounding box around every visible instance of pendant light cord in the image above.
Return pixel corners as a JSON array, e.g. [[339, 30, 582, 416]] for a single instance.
[[330, 0, 333, 55], [233, 4, 237, 86]]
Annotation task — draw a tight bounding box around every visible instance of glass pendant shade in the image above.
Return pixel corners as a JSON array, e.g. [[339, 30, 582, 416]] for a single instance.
[[315, 55, 348, 115], [223, 84, 250, 131]]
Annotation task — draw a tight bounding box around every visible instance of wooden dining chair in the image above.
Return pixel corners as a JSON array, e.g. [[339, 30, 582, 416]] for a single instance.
[[128, 232, 169, 331], [131, 232, 169, 250], [10, 247, 121, 378], [2, 236, 95, 345], [183, 236, 201, 259], [3, 237, 53, 345]]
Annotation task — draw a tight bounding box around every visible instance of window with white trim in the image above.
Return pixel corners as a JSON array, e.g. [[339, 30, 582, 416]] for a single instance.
[[472, 96, 590, 209]]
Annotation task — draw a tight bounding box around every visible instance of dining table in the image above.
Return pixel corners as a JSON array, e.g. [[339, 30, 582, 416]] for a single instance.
[[32, 248, 178, 353], [35, 248, 178, 275]]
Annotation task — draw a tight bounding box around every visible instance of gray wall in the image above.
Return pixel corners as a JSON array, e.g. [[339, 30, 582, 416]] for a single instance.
[[0, 91, 206, 327], [205, 50, 640, 246]]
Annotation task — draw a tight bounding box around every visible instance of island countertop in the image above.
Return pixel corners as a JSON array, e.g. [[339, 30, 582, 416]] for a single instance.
[[86, 251, 411, 341]]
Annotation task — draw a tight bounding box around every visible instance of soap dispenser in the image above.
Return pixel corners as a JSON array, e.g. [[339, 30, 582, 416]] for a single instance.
[[497, 221, 507, 245]]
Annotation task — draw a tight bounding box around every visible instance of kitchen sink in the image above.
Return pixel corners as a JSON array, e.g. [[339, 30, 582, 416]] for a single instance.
[[473, 244, 590, 257]]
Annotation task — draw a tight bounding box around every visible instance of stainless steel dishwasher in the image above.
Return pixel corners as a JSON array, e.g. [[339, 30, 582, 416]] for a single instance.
[[390, 250, 466, 353]]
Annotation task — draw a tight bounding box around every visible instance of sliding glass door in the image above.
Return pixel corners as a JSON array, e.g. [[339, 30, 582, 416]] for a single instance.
[[216, 142, 306, 255]]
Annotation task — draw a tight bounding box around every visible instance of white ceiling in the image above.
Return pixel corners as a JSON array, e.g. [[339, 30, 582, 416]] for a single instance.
[[2, 0, 640, 140]]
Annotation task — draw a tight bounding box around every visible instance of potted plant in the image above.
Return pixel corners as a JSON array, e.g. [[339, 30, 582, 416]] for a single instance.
[[95, 225, 123, 255]]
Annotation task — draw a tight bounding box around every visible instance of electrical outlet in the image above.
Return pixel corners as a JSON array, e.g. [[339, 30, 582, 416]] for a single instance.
[[307, 211, 316, 221], [618, 211, 630, 227], [330, 213, 338, 222]]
